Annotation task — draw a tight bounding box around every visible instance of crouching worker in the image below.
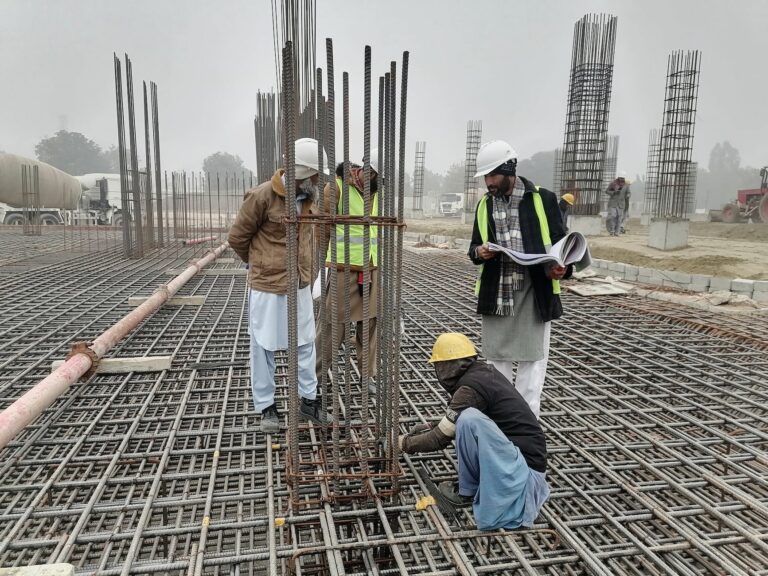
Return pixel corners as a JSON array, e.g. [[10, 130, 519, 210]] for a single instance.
[[399, 333, 550, 530]]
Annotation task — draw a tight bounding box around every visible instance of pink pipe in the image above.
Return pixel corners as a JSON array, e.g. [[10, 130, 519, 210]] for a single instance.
[[0, 242, 230, 450], [181, 236, 217, 246]]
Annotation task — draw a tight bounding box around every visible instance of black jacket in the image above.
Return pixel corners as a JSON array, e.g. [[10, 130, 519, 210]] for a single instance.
[[469, 176, 570, 322], [401, 359, 548, 472]]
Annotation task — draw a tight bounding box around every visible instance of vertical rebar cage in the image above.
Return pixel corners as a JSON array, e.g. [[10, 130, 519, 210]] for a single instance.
[[21, 165, 41, 236], [255, 91, 279, 183], [559, 13, 617, 215], [276, 38, 409, 540], [463, 120, 482, 213], [412, 141, 426, 212], [652, 50, 702, 219], [643, 128, 661, 214]]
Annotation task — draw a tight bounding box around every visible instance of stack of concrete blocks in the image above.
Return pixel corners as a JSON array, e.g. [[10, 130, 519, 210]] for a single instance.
[[590, 257, 768, 301]]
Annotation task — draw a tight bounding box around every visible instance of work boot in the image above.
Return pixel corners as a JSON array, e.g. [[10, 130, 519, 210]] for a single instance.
[[259, 404, 280, 434], [300, 397, 328, 425], [437, 481, 474, 508]]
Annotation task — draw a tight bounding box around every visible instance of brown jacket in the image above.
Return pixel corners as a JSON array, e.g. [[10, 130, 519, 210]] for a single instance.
[[319, 179, 379, 272], [228, 170, 316, 294]]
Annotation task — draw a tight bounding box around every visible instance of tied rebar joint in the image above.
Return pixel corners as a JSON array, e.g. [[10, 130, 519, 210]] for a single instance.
[[66, 341, 100, 380]]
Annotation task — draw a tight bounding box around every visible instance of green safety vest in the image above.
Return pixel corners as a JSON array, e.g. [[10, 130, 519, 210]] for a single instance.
[[474, 187, 561, 296], [326, 178, 379, 266]]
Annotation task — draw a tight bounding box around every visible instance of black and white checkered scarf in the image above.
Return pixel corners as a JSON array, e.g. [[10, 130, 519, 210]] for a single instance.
[[491, 178, 526, 315]]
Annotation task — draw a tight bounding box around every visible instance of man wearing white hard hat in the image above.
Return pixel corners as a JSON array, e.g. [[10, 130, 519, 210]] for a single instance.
[[229, 137, 330, 434], [468, 140, 570, 419], [315, 151, 381, 393]]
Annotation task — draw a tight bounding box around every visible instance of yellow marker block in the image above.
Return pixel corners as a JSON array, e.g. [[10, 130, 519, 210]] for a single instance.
[[415, 496, 435, 511], [274, 517, 285, 527], [213, 450, 220, 459], [202, 516, 210, 527], [271, 443, 281, 450]]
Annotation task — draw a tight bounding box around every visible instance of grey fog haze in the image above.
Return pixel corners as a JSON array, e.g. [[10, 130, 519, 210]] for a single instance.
[[1, 0, 766, 180]]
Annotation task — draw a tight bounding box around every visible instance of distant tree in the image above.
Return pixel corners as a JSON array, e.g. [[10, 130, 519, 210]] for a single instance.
[[708, 141, 741, 174], [34, 130, 110, 175], [442, 161, 465, 197], [102, 146, 121, 173], [203, 152, 247, 175], [422, 168, 444, 197], [517, 150, 555, 190]]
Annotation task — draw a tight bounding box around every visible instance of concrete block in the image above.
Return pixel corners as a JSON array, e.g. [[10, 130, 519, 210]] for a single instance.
[[640, 213, 652, 226], [752, 291, 768, 303], [731, 278, 755, 295], [638, 267, 654, 277], [689, 274, 711, 292], [570, 215, 603, 236], [637, 275, 652, 284], [454, 238, 471, 252], [624, 265, 639, 276], [666, 271, 692, 284], [0, 566, 74, 576], [708, 277, 732, 292], [623, 271, 638, 282], [608, 262, 625, 273], [753, 280, 768, 293], [648, 218, 689, 251]]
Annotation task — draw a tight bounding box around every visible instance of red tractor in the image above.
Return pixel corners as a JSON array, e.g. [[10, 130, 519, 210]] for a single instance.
[[721, 166, 768, 223]]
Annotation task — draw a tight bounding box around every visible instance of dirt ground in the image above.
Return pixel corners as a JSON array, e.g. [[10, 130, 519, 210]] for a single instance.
[[405, 217, 768, 280]]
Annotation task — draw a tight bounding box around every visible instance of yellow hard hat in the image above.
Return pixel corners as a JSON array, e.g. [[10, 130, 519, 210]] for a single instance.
[[562, 193, 575, 205], [429, 333, 477, 363]]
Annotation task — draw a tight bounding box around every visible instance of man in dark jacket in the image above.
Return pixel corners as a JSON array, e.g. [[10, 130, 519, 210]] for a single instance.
[[468, 140, 570, 419], [400, 333, 550, 530]]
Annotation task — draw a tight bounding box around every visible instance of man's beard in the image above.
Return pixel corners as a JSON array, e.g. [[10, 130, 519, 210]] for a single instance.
[[298, 178, 318, 197], [487, 176, 512, 197]]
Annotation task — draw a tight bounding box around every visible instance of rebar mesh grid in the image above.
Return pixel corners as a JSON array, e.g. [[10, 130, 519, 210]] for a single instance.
[[462, 121, 482, 215], [558, 14, 617, 216], [643, 129, 661, 215], [412, 142, 426, 213], [1, 244, 766, 575], [649, 50, 702, 219]]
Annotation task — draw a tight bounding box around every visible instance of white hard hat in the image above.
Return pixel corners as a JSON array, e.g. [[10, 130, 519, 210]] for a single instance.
[[366, 148, 379, 174], [474, 140, 518, 177], [618, 170, 627, 178], [293, 137, 330, 179]]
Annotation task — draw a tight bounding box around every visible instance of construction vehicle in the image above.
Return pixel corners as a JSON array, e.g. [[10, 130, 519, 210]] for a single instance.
[[721, 166, 768, 223], [75, 173, 125, 226], [438, 192, 463, 217], [0, 153, 126, 226]]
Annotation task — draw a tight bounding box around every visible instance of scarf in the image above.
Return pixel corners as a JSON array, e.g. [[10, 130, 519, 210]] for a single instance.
[[491, 178, 525, 315]]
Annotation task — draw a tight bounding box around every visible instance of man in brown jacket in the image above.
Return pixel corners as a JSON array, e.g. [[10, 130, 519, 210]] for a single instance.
[[315, 154, 380, 392], [228, 138, 329, 434]]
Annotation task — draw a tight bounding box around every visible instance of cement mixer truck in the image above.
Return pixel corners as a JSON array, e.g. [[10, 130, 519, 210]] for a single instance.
[[0, 153, 124, 226]]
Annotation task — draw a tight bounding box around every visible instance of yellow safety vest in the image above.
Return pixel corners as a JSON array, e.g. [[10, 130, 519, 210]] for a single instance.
[[326, 178, 379, 266], [474, 187, 560, 296]]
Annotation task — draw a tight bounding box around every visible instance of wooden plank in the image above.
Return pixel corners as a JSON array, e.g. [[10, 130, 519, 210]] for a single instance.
[[52, 356, 172, 374], [128, 295, 207, 306], [217, 257, 235, 263], [165, 268, 246, 275]]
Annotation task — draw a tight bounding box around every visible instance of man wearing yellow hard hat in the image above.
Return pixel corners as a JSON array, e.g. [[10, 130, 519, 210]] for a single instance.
[[559, 193, 574, 233], [399, 333, 550, 530]]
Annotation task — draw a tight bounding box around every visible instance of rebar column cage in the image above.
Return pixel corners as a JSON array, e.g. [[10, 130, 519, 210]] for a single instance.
[[412, 141, 426, 212], [463, 120, 482, 212], [21, 164, 41, 236], [559, 13, 617, 215], [552, 147, 563, 199], [600, 134, 619, 211], [272, 0, 317, 138], [280, 41, 408, 519], [255, 91, 280, 183], [652, 50, 702, 219], [643, 128, 661, 214]]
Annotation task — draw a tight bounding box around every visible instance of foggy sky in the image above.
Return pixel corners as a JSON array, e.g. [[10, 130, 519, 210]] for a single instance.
[[1, 0, 766, 181]]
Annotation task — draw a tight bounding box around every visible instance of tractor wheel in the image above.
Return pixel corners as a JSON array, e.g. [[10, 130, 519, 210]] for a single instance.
[[3, 213, 25, 225], [39, 214, 60, 226], [112, 214, 123, 227], [759, 194, 768, 224], [721, 203, 741, 224]]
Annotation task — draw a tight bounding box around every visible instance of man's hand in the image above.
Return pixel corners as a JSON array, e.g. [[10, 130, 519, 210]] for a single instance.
[[547, 265, 567, 280], [409, 422, 432, 434], [475, 244, 496, 261]]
